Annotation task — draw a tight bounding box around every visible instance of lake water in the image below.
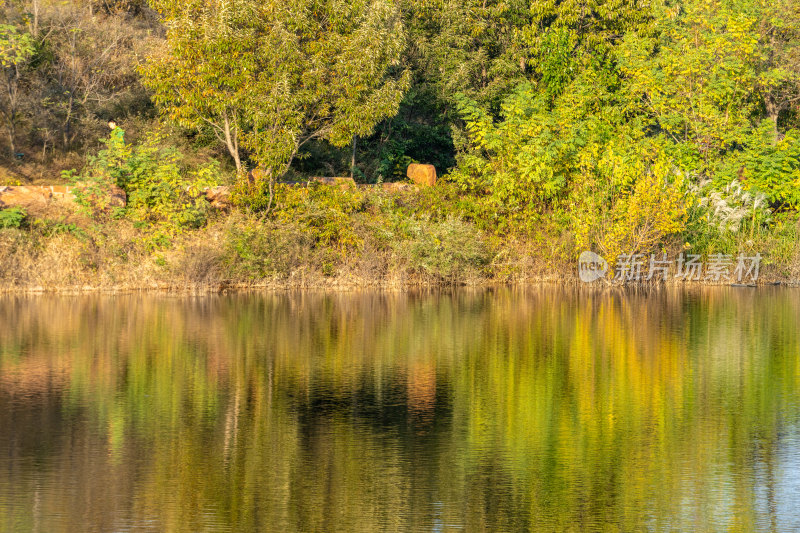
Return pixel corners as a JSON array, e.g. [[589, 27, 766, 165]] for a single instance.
[[1, 288, 799, 532]]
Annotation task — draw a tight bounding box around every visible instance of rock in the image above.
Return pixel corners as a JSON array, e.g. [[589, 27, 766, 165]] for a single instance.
[[0, 185, 54, 208], [310, 176, 357, 190], [205, 186, 231, 210], [407, 164, 437, 187], [0, 184, 126, 209]]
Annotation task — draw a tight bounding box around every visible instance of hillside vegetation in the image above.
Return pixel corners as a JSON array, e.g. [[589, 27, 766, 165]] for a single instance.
[[2, 0, 800, 289]]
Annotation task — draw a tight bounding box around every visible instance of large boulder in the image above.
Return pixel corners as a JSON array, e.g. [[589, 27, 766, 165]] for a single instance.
[[407, 164, 437, 187]]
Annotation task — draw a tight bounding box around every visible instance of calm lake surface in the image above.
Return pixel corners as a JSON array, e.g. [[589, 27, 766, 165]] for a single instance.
[[1, 288, 799, 532]]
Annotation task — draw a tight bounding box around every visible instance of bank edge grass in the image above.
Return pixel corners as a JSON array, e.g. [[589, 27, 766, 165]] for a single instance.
[[3, 164, 800, 290], [226, 183, 495, 286]]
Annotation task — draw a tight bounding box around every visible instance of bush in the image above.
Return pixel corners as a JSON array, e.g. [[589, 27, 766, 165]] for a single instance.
[[571, 158, 688, 264], [222, 216, 314, 281], [0, 207, 27, 229], [66, 128, 222, 241], [234, 181, 368, 254], [395, 215, 491, 283], [121, 138, 220, 232]]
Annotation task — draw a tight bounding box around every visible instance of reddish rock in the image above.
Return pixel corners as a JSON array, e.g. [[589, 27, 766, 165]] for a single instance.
[[0, 186, 53, 208], [0, 184, 126, 209], [205, 186, 231, 210], [407, 164, 437, 187]]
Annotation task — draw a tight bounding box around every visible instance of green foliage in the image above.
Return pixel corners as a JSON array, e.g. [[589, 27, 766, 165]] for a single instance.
[[402, 0, 530, 110], [223, 217, 314, 281], [62, 167, 121, 221], [395, 215, 490, 282], [720, 127, 800, 209], [441, 0, 800, 267], [360, 86, 457, 182], [572, 162, 689, 263], [228, 182, 369, 279], [271, 184, 366, 252], [67, 127, 221, 240], [618, 0, 764, 159], [119, 138, 220, 231], [143, 0, 410, 178], [449, 60, 626, 235], [4, 0, 800, 283], [0, 206, 26, 229], [0, 24, 34, 68], [224, 183, 493, 283]]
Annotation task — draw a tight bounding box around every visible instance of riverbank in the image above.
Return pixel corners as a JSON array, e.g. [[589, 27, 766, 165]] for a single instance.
[[0, 212, 559, 293], [9, 169, 800, 295], [2, 198, 799, 293]]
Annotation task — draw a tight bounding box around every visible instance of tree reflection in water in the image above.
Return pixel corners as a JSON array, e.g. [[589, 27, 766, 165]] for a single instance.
[[0, 288, 799, 532]]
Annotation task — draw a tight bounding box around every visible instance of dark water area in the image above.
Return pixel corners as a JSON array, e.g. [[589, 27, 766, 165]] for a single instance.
[[1, 288, 799, 532]]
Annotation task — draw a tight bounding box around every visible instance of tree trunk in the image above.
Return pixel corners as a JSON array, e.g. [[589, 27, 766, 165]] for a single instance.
[[63, 94, 74, 149], [31, 0, 40, 37], [3, 65, 21, 156], [765, 95, 780, 146], [222, 114, 242, 173], [7, 126, 15, 156]]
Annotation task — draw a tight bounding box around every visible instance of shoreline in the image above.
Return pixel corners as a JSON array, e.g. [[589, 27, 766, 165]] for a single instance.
[[1, 275, 797, 294], [3, 187, 799, 295]]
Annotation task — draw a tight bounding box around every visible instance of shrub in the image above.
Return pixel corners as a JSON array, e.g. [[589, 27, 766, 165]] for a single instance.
[[222, 216, 314, 281], [0, 207, 27, 229], [122, 140, 219, 232], [395, 215, 491, 283], [262, 183, 367, 253], [66, 128, 222, 241], [571, 160, 688, 264]]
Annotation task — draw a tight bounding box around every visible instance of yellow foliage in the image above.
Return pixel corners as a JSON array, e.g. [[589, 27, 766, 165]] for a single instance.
[[573, 164, 688, 265]]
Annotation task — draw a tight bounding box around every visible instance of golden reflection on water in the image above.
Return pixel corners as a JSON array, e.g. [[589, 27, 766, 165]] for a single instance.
[[0, 287, 799, 532]]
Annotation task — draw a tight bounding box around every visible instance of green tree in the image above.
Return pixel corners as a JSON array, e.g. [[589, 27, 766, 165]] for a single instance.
[[373, 0, 657, 184], [618, 0, 765, 163], [143, 0, 410, 194], [617, 0, 800, 208]]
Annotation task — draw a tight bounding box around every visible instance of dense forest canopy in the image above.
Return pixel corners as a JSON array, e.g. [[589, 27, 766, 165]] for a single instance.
[[1, 0, 800, 273]]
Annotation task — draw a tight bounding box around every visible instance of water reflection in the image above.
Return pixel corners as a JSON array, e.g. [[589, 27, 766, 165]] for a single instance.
[[0, 288, 799, 531]]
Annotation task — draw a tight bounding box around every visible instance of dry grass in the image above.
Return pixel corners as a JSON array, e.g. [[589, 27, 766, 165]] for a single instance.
[[3, 188, 800, 292]]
